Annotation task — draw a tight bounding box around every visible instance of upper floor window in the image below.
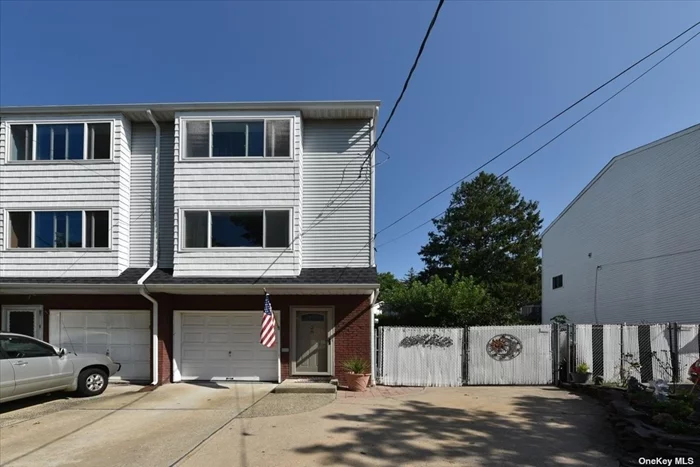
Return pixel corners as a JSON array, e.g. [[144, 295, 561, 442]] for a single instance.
[[9, 122, 112, 161], [183, 209, 290, 249], [8, 210, 110, 249], [552, 275, 563, 289], [183, 119, 291, 159]]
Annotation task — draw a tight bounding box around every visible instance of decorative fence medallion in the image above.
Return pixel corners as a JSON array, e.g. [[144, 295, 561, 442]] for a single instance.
[[486, 334, 522, 361], [399, 334, 454, 348]]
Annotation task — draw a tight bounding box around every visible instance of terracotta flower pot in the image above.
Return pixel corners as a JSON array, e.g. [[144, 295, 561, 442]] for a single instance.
[[345, 373, 370, 392]]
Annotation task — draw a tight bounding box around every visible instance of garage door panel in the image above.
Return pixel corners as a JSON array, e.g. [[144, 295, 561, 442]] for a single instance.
[[86, 313, 109, 327], [180, 312, 278, 382], [50, 310, 151, 382], [183, 315, 206, 326]]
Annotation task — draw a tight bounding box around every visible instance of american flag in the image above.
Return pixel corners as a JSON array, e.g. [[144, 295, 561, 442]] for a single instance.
[[260, 293, 276, 348]]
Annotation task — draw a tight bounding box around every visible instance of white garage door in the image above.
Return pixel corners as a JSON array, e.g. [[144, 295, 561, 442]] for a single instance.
[[180, 312, 279, 382], [49, 310, 151, 381]]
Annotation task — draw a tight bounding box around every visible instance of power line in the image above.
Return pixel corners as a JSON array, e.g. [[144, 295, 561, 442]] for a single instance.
[[373, 20, 700, 237], [359, 0, 446, 175], [373, 27, 700, 250]]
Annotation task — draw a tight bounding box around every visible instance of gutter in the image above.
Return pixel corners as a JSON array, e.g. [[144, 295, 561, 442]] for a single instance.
[[137, 109, 161, 386]]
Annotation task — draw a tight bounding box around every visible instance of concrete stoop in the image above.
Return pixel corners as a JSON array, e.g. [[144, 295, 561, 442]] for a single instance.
[[273, 379, 337, 394]]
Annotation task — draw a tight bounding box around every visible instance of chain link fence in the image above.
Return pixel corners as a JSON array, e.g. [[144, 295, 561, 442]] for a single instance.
[[553, 323, 699, 385]]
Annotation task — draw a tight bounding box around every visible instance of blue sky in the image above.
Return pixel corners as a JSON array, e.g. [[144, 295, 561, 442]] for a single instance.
[[1, 1, 699, 278]]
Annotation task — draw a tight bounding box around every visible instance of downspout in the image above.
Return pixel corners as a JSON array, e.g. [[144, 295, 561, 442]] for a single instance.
[[138, 109, 161, 386], [370, 288, 379, 386]]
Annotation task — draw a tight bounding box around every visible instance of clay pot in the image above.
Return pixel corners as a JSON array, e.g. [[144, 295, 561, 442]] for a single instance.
[[345, 373, 370, 392], [572, 372, 592, 384]]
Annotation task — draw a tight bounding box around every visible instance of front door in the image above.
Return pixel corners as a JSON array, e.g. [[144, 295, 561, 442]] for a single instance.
[[1, 306, 42, 338], [295, 310, 329, 374]]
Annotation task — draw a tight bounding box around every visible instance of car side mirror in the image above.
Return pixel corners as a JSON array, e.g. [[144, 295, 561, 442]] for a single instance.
[[58, 348, 67, 357]]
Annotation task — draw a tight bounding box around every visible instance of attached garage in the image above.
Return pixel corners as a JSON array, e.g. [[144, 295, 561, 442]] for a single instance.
[[174, 311, 279, 382], [48, 310, 151, 382]]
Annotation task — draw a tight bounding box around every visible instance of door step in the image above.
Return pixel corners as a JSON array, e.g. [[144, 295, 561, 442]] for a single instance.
[[273, 378, 337, 394]]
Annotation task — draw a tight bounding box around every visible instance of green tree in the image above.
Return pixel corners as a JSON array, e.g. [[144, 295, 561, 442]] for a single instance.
[[379, 274, 521, 327], [377, 271, 401, 302], [419, 172, 542, 312]]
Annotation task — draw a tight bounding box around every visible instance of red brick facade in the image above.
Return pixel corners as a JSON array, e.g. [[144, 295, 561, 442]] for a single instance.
[[0, 293, 372, 385]]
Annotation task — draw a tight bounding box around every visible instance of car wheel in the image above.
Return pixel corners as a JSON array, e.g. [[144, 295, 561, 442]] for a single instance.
[[78, 368, 108, 397]]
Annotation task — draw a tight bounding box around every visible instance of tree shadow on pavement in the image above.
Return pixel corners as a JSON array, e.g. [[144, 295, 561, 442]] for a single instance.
[[295, 389, 619, 467]]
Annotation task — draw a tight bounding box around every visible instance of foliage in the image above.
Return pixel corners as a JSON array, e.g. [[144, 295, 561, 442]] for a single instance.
[[549, 315, 569, 325], [341, 357, 370, 374], [377, 272, 402, 303], [378, 274, 523, 327], [663, 419, 700, 436], [618, 353, 642, 384], [419, 172, 543, 313], [576, 363, 590, 374], [652, 399, 693, 420]]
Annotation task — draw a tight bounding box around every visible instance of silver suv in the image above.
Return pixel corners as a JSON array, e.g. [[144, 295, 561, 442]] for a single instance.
[[0, 332, 121, 403]]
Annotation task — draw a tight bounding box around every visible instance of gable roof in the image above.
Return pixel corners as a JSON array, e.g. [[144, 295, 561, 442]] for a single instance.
[[542, 123, 700, 237]]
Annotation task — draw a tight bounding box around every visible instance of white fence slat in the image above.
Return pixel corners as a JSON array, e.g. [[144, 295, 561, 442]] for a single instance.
[[602, 325, 622, 382], [467, 325, 552, 385], [621, 325, 641, 381], [575, 325, 593, 372], [381, 327, 463, 387], [649, 324, 673, 381]]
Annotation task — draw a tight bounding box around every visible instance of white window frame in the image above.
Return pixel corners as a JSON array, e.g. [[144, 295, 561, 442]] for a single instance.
[[7, 120, 114, 162], [181, 117, 293, 160], [180, 208, 293, 251], [5, 208, 112, 250]]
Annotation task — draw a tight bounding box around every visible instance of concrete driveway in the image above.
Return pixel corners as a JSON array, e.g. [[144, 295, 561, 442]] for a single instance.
[[0, 382, 275, 466], [0, 385, 618, 467]]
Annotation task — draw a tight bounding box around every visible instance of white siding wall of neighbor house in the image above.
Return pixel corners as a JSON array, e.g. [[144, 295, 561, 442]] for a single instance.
[[542, 125, 700, 324], [0, 114, 130, 277], [301, 119, 372, 268], [172, 113, 302, 277], [116, 117, 131, 273], [159, 123, 175, 269]]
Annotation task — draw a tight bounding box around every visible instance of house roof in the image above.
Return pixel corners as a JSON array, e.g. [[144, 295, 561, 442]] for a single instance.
[[0, 267, 379, 287], [0, 100, 380, 122], [542, 123, 700, 237]]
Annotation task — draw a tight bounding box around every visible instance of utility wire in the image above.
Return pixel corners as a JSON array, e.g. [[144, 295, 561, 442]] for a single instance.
[[374, 20, 700, 237], [372, 27, 700, 250], [358, 0, 446, 176]]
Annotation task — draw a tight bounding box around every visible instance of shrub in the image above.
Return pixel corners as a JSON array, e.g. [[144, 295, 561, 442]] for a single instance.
[[341, 357, 370, 374], [652, 399, 693, 420], [576, 363, 590, 374]]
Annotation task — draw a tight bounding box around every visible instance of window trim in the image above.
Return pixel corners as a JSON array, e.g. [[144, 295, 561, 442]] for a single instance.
[[6, 120, 114, 162], [5, 208, 113, 251], [180, 117, 293, 161], [180, 207, 293, 251]]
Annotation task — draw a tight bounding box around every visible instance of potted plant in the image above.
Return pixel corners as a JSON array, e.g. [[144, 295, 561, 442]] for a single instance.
[[342, 357, 371, 392], [572, 362, 592, 384]]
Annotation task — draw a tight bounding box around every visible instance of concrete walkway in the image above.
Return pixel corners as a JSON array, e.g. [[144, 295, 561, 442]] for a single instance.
[[0, 385, 619, 467]]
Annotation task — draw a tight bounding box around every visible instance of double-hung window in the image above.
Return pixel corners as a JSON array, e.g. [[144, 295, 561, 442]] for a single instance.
[[9, 122, 112, 161], [8, 210, 110, 249], [183, 209, 290, 249], [184, 119, 291, 159]]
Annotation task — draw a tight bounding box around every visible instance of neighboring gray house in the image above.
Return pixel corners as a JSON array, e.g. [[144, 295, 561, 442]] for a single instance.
[[0, 101, 380, 386], [542, 123, 700, 325]]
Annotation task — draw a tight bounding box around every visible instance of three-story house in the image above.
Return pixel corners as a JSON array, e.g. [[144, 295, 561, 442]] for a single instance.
[[0, 101, 380, 385]]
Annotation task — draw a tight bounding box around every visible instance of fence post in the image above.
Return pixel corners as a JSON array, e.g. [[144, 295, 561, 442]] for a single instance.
[[568, 323, 575, 383], [552, 323, 558, 386], [620, 323, 625, 384], [463, 326, 468, 386]]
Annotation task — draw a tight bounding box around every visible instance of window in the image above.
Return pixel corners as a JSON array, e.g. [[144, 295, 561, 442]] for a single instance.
[[183, 119, 291, 158], [8, 210, 110, 249], [9, 122, 112, 161], [0, 336, 56, 359], [183, 209, 291, 249], [552, 275, 563, 289]]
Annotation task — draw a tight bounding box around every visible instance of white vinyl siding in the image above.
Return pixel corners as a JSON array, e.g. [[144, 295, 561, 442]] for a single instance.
[[129, 123, 155, 267], [0, 114, 130, 277], [542, 125, 700, 324], [301, 119, 372, 268], [159, 123, 175, 268], [172, 113, 301, 277]]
